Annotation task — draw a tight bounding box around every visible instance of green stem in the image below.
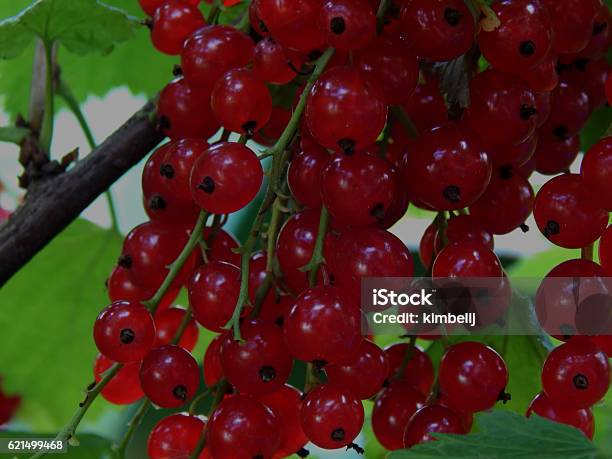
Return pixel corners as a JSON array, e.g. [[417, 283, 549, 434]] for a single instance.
[[224, 48, 335, 340], [581, 243, 594, 261], [394, 335, 416, 379], [113, 400, 151, 458], [188, 386, 213, 415], [207, 0, 222, 23], [376, 0, 391, 32], [144, 211, 209, 314], [189, 380, 230, 459], [38, 42, 55, 154], [0, 126, 29, 145], [390, 105, 419, 139], [303, 205, 329, 287], [57, 80, 119, 233], [29, 364, 122, 459]]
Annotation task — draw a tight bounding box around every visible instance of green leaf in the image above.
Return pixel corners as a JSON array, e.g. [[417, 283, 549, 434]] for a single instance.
[[0, 432, 117, 459], [0, 0, 138, 59], [388, 411, 600, 459], [0, 125, 29, 144], [0, 219, 122, 430]]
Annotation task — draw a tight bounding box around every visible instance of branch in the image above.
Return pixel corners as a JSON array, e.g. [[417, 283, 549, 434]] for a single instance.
[[0, 100, 164, 286]]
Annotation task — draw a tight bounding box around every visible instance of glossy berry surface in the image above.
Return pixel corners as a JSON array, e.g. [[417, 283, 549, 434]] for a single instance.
[[301, 384, 364, 449], [355, 32, 419, 105], [190, 142, 263, 214], [139, 0, 200, 17], [403, 405, 467, 447], [94, 354, 143, 405], [400, 0, 475, 62], [306, 66, 387, 153], [203, 333, 225, 387], [534, 133, 580, 175], [201, 228, 241, 266], [326, 340, 388, 400], [159, 139, 209, 202], [253, 37, 304, 84], [466, 69, 537, 147], [140, 345, 200, 408], [207, 394, 281, 459], [372, 380, 425, 450], [93, 300, 155, 363], [533, 174, 608, 249], [403, 123, 492, 211], [157, 78, 219, 140], [150, 0, 205, 55], [478, 0, 553, 74], [154, 307, 199, 352], [287, 140, 330, 209], [580, 136, 612, 210], [188, 261, 240, 332], [384, 343, 435, 396], [147, 413, 205, 459], [433, 242, 503, 278], [284, 285, 361, 365], [439, 341, 509, 413], [527, 392, 594, 439], [318, 0, 376, 50], [220, 318, 293, 395], [542, 338, 610, 409], [437, 214, 494, 250], [181, 25, 254, 89], [542, 0, 602, 54], [321, 152, 396, 227], [259, 385, 308, 458], [211, 68, 272, 136]]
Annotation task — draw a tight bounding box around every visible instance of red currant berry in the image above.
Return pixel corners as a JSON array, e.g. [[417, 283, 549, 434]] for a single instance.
[[301, 384, 364, 449], [540, 81, 591, 141], [401, 76, 448, 134], [433, 242, 502, 278], [157, 78, 219, 140], [306, 66, 387, 154], [466, 69, 537, 147], [527, 391, 594, 439], [188, 261, 240, 333], [399, 0, 475, 61], [287, 139, 330, 209], [120, 221, 196, 292], [203, 333, 225, 387], [150, 0, 205, 55], [326, 340, 388, 400], [140, 0, 200, 16], [599, 224, 612, 274], [419, 223, 438, 268], [106, 265, 155, 303], [221, 318, 293, 395], [159, 139, 209, 202], [140, 344, 200, 408], [182, 25, 254, 89], [256, 0, 326, 52], [581, 136, 612, 210], [284, 285, 361, 365], [250, 0, 269, 37], [201, 227, 241, 266], [208, 394, 281, 459], [211, 69, 272, 136], [259, 385, 308, 457], [477, 0, 553, 74], [321, 151, 396, 227], [384, 343, 435, 396], [489, 133, 538, 170], [403, 123, 492, 211], [94, 300, 155, 363], [330, 227, 414, 303], [318, 0, 376, 50], [469, 170, 534, 235], [276, 210, 333, 293], [533, 174, 608, 249], [154, 307, 199, 352], [437, 214, 495, 250], [190, 142, 263, 214], [534, 132, 580, 175], [147, 413, 206, 459], [541, 0, 602, 54], [354, 31, 419, 105], [403, 405, 467, 447], [439, 341, 509, 413], [254, 106, 292, 146], [591, 335, 612, 357], [521, 53, 559, 92], [372, 380, 425, 450], [94, 354, 143, 405], [542, 337, 611, 409], [253, 37, 304, 84]]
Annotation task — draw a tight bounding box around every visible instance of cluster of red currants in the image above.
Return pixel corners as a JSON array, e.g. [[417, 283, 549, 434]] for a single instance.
[[87, 0, 612, 457]]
